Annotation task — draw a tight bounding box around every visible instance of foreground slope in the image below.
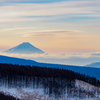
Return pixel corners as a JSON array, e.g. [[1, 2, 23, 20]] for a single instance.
[[4, 42, 45, 54], [0, 63, 99, 100], [0, 55, 100, 79], [0, 80, 99, 100]]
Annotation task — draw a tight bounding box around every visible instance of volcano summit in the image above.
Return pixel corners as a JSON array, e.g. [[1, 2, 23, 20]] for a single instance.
[[4, 42, 45, 54]]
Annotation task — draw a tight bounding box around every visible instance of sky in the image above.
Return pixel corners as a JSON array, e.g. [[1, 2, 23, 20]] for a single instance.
[[0, 0, 100, 66]]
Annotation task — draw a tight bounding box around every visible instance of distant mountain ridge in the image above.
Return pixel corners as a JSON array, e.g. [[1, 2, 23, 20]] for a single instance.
[[85, 62, 100, 68], [4, 42, 45, 54], [0, 55, 100, 79]]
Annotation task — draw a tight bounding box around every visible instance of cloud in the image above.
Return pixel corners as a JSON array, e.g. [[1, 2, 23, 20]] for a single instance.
[[1, 52, 92, 60], [0, 0, 100, 22], [1, 52, 99, 66], [91, 52, 100, 56], [0, 0, 42, 3], [23, 31, 71, 37], [0, 27, 37, 31]]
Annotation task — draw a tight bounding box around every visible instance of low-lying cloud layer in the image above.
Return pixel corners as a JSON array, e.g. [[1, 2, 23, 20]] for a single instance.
[[1, 52, 100, 66]]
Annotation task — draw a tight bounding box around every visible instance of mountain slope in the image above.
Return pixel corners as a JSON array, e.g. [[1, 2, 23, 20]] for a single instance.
[[86, 62, 100, 68], [4, 42, 44, 54], [0, 55, 100, 79], [0, 80, 99, 100]]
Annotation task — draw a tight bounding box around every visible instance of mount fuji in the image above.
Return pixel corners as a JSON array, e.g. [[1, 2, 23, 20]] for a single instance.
[[4, 42, 45, 54]]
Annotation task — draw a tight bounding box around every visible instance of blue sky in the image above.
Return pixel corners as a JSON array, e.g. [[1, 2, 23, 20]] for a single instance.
[[0, 0, 76, 3]]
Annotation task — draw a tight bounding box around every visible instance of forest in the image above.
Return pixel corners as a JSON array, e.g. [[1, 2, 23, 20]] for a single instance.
[[0, 63, 100, 99]]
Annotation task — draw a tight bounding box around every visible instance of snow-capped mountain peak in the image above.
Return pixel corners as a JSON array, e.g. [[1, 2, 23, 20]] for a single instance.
[[4, 42, 45, 54]]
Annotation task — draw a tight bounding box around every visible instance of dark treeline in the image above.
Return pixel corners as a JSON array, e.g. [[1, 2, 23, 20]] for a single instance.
[[0, 63, 99, 87], [0, 64, 75, 79]]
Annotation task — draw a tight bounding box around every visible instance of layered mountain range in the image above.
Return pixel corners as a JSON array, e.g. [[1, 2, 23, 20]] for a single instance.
[[0, 55, 100, 79]]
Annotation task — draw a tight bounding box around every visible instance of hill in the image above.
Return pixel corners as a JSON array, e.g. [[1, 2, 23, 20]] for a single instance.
[[0, 55, 100, 79], [0, 63, 99, 100]]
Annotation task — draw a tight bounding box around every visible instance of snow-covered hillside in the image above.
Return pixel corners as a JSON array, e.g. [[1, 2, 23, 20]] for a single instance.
[[0, 80, 100, 100], [75, 80, 100, 99]]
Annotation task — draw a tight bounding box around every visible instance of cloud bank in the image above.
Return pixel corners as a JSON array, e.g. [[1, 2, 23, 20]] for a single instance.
[[1, 52, 100, 66]]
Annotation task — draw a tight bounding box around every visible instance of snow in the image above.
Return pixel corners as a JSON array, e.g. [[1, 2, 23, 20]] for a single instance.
[[0, 87, 50, 100], [4, 42, 45, 54], [75, 80, 100, 99], [76, 80, 100, 91], [76, 80, 94, 91], [0, 80, 100, 100]]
